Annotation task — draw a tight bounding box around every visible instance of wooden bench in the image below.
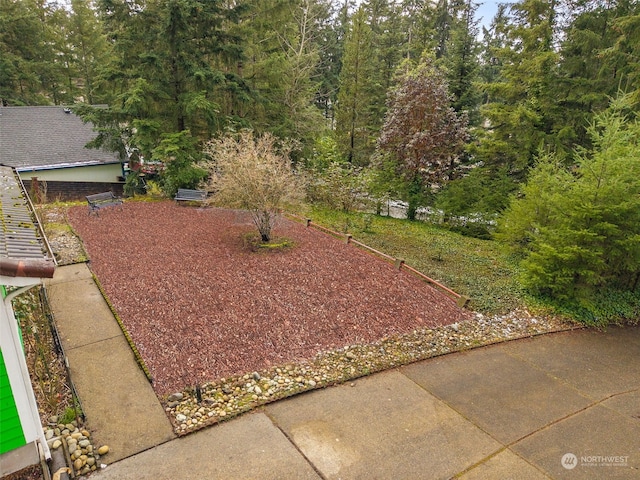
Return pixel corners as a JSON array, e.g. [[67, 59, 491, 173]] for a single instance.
[[174, 188, 207, 204], [86, 192, 123, 215]]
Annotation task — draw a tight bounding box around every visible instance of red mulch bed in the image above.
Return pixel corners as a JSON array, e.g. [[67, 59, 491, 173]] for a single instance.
[[68, 201, 471, 396]]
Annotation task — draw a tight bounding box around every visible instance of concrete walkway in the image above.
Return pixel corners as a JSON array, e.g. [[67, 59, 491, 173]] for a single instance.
[[46, 264, 640, 479], [44, 264, 175, 463]]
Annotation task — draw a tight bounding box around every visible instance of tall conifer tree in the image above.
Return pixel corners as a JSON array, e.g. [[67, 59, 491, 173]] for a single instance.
[[335, 6, 383, 165], [475, 0, 560, 181]]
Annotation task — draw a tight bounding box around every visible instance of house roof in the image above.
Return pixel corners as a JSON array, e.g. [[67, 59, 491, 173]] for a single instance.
[[0, 106, 120, 172], [0, 166, 55, 279]]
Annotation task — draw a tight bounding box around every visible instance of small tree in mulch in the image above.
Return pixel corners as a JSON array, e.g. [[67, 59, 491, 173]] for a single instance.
[[202, 131, 305, 243]]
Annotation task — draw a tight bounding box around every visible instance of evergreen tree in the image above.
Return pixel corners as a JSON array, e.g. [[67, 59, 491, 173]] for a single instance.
[[435, 165, 515, 221], [151, 130, 207, 197], [80, 0, 249, 164], [431, 0, 493, 221], [281, 0, 328, 145], [0, 0, 44, 104], [500, 94, 640, 309], [556, 0, 640, 152], [34, 1, 72, 104], [312, 0, 345, 123], [441, 0, 482, 124], [399, 0, 438, 61], [0, 0, 69, 105], [474, 0, 561, 185], [67, 0, 112, 104], [600, 1, 640, 96], [335, 6, 383, 165], [236, 0, 326, 151], [433, 0, 452, 59], [365, 0, 403, 98], [478, 3, 510, 89]]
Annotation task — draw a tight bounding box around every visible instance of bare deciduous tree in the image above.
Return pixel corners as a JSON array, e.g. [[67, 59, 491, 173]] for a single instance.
[[202, 131, 304, 242]]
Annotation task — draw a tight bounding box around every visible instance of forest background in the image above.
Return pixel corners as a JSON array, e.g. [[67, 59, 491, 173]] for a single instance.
[[1, 0, 639, 323]]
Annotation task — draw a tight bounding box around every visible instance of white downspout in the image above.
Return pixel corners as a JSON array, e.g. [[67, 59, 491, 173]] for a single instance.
[[2, 283, 52, 462]]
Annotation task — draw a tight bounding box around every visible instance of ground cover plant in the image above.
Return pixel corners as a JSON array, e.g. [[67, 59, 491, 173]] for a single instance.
[[67, 201, 471, 396]]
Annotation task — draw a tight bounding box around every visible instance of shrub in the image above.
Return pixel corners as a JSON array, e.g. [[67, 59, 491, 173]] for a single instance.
[[499, 94, 640, 321], [203, 131, 304, 242]]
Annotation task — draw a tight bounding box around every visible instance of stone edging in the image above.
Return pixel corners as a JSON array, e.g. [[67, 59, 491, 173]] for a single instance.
[[164, 310, 581, 436], [91, 271, 153, 383]]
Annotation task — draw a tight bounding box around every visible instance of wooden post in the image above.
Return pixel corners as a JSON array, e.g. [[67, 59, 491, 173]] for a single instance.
[[30, 177, 40, 203], [306, 218, 311, 227], [345, 234, 352, 244], [456, 295, 471, 308], [394, 258, 405, 270]]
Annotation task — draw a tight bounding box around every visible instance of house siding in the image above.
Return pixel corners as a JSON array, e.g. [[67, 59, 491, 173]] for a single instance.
[[17, 163, 123, 183], [22, 180, 124, 202], [0, 349, 26, 455]]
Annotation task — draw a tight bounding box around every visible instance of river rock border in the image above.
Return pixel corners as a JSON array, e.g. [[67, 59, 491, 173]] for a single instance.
[[165, 310, 580, 435], [44, 418, 109, 476]]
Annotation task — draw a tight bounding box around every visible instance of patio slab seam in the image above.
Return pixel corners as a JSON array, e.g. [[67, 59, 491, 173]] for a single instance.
[[500, 342, 640, 418], [62, 334, 125, 351], [45, 264, 176, 463], [502, 387, 640, 452], [499, 348, 608, 403], [397, 367, 504, 435], [394, 365, 626, 478], [262, 409, 328, 480], [453, 445, 554, 479], [411, 377, 638, 457]]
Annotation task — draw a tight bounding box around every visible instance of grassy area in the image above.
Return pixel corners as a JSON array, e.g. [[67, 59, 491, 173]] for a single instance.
[[296, 206, 527, 315]]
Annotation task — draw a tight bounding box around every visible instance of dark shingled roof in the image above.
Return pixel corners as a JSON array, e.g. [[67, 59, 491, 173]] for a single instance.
[[0, 106, 120, 171], [0, 166, 55, 279]]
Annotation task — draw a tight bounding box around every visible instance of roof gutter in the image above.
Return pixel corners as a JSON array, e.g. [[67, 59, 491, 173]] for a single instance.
[[16, 159, 122, 172], [17, 173, 57, 266], [0, 258, 55, 279]]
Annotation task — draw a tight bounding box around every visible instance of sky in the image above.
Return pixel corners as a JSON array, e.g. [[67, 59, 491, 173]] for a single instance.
[[475, 1, 502, 30]]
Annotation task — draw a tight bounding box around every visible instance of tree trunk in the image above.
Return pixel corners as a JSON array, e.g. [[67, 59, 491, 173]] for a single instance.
[[407, 201, 418, 221]]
